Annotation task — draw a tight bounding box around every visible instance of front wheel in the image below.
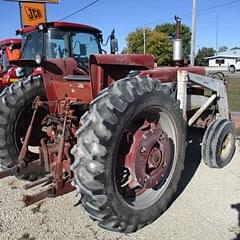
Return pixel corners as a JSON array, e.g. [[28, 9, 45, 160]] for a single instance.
[[72, 76, 186, 233], [202, 118, 236, 168]]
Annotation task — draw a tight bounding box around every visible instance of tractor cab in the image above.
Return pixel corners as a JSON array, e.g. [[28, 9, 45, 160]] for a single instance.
[[18, 22, 103, 71], [0, 38, 21, 73], [14, 21, 122, 103], [0, 38, 22, 90]]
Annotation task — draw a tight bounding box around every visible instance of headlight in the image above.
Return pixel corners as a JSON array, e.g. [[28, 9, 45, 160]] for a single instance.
[[35, 54, 42, 65]]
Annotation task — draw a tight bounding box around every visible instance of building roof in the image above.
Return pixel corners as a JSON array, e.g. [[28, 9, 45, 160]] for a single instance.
[[205, 55, 240, 60], [218, 49, 240, 56], [205, 49, 240, 60]]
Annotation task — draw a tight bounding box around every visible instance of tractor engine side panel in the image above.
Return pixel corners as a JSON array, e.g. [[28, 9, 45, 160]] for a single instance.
[[38, 58, 93, 105]]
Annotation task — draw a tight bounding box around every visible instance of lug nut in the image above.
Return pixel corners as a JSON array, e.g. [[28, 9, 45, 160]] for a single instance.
[[159, 132, 166, 141], [144, 175, 149, 183], [140, 146, 147, 154]]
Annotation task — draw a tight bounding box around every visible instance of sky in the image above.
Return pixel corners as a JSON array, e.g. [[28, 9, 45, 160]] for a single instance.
[[0, 0, 240, 53]]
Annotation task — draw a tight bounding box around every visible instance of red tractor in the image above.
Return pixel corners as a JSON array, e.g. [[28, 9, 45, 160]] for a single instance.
[[0, 18, 236, 233], [0, 38, 22, 92]]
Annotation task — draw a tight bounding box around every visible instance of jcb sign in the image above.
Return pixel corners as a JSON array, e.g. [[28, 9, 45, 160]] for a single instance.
[[5, 0, 59, 3], [21, 2, 46, 26]]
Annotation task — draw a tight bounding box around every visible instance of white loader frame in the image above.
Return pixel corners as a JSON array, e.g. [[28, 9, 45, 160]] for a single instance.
[[177, 70, 230, 126]]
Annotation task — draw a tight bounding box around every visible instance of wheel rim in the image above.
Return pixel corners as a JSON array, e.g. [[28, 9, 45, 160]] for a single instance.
[[115, 107, 178, 209], [219, 132, 234, 162]]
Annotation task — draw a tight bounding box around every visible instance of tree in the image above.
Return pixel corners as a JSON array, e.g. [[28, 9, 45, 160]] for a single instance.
[[218, 46, 228, 52], [231, 47, 240, 50], [125, 28, 172, 65], [195, 47, 215, 66], [125, 22, 192, 65], [154, 23, 191, 60], [124, 28, 151, 54], [147, 31, 172, 65]]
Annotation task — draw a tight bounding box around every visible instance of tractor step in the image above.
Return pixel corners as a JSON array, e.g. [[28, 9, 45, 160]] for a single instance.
[[23, 174, 53, 190], [0, 162, 75, 206], [22, 181, 75, 206], [0, 159, 43, 179]]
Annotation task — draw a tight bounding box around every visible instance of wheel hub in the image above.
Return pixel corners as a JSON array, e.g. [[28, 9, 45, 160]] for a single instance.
[[220, 132, 234, 162], [125, 122, 172, 189], [147, 147, 162, 169]]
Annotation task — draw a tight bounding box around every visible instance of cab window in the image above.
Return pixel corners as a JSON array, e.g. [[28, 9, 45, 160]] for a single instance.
[[45, 29, 69, 59], [70, 32, 101, 68]]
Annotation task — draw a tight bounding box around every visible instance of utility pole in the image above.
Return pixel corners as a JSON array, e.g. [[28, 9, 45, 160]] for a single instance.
[[143, 28, 146, 54], [216, 14, 219, 55], [190, 0, 197, 65]]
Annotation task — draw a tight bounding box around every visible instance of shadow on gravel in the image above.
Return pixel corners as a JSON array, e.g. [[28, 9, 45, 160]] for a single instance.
[[231, 203, 240, 240], [173, 128, 203, 201]]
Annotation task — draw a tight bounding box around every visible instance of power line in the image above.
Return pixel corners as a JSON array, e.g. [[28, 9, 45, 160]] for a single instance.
[[118, 0, 240, 38], [176, 0, 240, 21], [137, 0, 240, 29], [59, 0, 101, 21], [196, 0, 239, 15]]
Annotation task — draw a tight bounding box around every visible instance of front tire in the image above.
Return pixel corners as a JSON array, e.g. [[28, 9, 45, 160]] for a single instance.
[[202, 118, 236, 168], [71, 76, 186, 233]]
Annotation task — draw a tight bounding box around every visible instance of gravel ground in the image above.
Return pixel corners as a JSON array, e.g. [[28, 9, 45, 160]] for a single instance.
[[0, 139, 240, 240]]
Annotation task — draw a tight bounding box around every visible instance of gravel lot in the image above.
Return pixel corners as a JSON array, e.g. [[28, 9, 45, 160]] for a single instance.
[[0, 135, 240, 240]]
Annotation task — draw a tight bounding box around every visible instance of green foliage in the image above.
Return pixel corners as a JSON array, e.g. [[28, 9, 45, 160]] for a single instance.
[[195, 47, 215, 66], [147, 31, 172, 65], [125, 28, 172, 65], [125, 23, 191, 65], [231, 47, 240, 50], [125, 28, 151, 54], [154, 23, 191, 59], [227, 74, 240, 111]]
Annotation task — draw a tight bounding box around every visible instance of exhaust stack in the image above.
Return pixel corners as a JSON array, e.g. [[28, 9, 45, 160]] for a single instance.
[[173, 16, 184, 65]]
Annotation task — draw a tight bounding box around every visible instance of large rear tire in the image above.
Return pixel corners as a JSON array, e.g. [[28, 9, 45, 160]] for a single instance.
[[0, 76, 47, 171], [71, 76, 186, 233]]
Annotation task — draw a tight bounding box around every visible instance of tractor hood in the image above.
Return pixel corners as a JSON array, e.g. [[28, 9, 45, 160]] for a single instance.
[[10, 59, 38, 68], [89, 54, 155, 98], [90, 54, 155, 69], [10, 59, 63, 75]]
